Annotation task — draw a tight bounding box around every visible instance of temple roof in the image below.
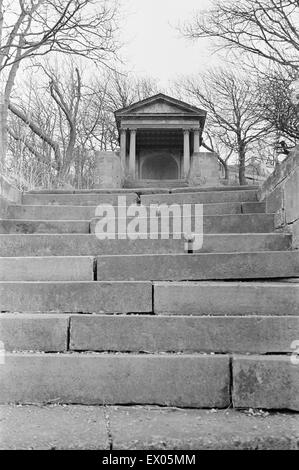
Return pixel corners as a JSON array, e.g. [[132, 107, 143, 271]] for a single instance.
[[115, 93, 207, 129]]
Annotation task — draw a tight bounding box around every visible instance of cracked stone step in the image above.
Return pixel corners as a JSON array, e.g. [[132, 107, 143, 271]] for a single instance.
[[153, 280, 299, 315], [1, 313, 297, 354], [96, 251, 299, 281], [0, 353, 230, 408], [0, 256, 94, 281], [0, 233, 291, 256], [5, 201, 266, 220], [1, 405, 297, 450], [0, 281, 152, 313]]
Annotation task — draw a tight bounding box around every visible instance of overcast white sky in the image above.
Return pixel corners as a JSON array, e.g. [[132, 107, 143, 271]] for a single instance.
[[120, 0, 216, 88]]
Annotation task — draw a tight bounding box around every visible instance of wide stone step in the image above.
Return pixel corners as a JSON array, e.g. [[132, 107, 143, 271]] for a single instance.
[[5, 201, 266, 220], [26, 184, 259, 194], [1, 313, 297, 354], [0, 213, 274, 234], [22, 192, 138, 206], [0, 281, 152, 313], [154, 280, 299, 315], [96, 251, 299, 281], [0, 234, 186, 256], [91, 214, 275, 234], [0, 256, 94, 281], [124, 179, 189, 188], [1, 405, 297, 450], [1, 352, 297, 410], [0, 353, 230, 408], [0, 233, 291, 257], [140, 190, 258, 205], [69, 314, 298, 354], [0, 219, 90, 234]]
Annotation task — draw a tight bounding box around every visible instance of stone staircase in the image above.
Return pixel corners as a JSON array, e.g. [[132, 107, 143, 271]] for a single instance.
[[0, 185, 298, 411]]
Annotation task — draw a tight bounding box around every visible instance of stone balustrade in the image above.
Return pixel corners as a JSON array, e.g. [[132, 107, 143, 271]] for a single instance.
[[258, 146, 299, 249]]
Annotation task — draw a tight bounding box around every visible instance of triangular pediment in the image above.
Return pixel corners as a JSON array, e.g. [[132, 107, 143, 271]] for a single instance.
[[133, 101, 186, 114], [115, 93, 206, 117]]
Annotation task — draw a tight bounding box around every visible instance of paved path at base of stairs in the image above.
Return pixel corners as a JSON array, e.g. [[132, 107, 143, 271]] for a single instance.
[[1, 405, 298, 450]]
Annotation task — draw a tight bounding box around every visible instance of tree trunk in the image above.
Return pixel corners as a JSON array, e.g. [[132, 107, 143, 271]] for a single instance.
[[238, 146, 247, 185], [0, 98, 8, 167], [223, 163, 229, 180]]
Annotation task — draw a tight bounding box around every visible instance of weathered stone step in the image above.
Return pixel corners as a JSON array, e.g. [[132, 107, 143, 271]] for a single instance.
[[96, 251, 299, 281], [154, 281, 299, 315], [233, 355, 299, 411], [22, 192, 138, 206], [1, 405, 297, 450], [170, 185, 259, 193], [26, 188, 139, 194], [0, 233, 291, 256], [0, 213, 274, 234], [0, 313, 69, 352], [91, 214, 275, 234], [69, 314, 298, 354], [0, 234, 186, 256], [5, 201, 266, 220], [124, 179, 189, 188], [0, 219, 90, 234], [26, 184, 259, 194], [0, 281, 152, 313], [0, 353, 230, 407], [1, 313, 297, 354], [140, 190, 258, 205], [0, 257, 94, 281]]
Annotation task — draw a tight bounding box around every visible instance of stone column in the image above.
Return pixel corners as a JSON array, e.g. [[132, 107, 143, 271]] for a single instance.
[[120, 129, 127, 172], [183, 129, 190, 177], [193, 129, 200, 154], [129, 129, 136, 178]]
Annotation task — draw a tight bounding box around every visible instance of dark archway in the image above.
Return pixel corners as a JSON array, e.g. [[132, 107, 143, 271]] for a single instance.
[[141, 154, 179, 180]]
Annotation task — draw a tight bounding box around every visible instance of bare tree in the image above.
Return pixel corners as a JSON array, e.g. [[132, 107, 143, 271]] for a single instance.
[[175, 69, 272, 184], [203, 130, 233, 180], [257, 66, 299, 143], [182, 0, 299, 71], [0, 0, 119, 165], [8, 62, 88, 185], [103, 71, 159, 111]]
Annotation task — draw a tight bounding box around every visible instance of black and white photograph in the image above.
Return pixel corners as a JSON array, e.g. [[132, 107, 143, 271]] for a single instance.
[[0, 0, 298, 456]]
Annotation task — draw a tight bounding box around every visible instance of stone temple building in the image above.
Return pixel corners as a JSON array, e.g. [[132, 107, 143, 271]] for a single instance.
[[95, 93, 220, 188]]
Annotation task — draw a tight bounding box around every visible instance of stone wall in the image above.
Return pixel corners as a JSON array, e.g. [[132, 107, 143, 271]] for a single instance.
[[258, 146, 299, 249], [0, 174, 22, 217], [94, 151, 124, 189], [188, 152, 220, 187]]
